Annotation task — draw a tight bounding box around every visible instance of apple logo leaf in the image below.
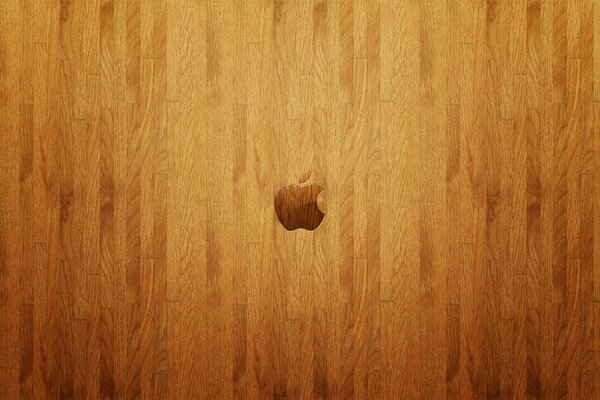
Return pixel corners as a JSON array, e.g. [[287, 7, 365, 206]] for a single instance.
[[298, 170, 312, 184]]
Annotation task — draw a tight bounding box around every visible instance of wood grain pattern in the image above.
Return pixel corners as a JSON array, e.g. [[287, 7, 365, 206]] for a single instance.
[[1, 0, 600, 398]]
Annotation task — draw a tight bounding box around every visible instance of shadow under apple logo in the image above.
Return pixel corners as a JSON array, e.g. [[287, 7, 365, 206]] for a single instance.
[[274, 172, 325, 231]]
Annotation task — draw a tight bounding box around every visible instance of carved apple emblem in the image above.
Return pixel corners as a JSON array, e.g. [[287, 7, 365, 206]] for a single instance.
[[274, 171, 325, 231]]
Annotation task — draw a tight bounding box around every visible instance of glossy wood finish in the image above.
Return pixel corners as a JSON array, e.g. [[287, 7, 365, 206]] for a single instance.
[[1, 0, 600, 399]]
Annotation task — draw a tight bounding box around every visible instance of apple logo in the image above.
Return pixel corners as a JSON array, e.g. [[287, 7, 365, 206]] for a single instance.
[[274, 171, 325, 231]]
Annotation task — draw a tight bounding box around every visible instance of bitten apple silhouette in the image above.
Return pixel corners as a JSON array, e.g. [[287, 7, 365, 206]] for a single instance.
[[274, 172, 325, 231]]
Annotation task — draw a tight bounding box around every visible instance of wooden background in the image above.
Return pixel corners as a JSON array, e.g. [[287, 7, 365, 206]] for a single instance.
[[1, 0, 600, 398]]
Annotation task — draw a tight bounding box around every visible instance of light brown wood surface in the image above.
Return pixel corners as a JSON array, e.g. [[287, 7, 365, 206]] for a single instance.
[[1, 0, 600, 399]]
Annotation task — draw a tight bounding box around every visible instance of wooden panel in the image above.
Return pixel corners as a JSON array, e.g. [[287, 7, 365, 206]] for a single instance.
[[1, 0, 599, 398]]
